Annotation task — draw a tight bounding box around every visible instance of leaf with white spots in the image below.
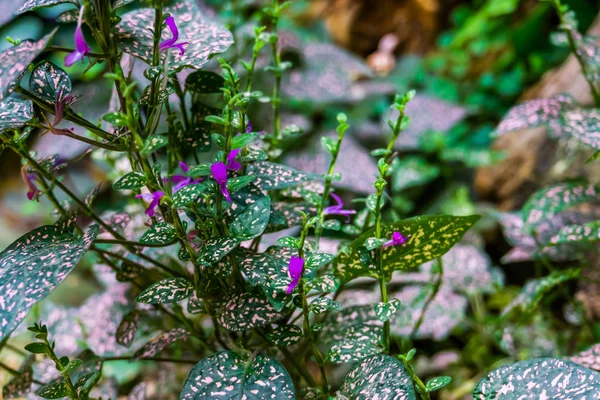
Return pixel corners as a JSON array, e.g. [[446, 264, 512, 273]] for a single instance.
[[569, 344, 600, 371], [309, 297, 341, 314], [136, 277, 194, 304], [187, 292, 205, 314], [473, 358, 600, 399], [230, 189, 271, 240], [334, 215, 480, 282], [337, 354, 416, 399], [305, 274, 340, 293], [140, 134, 168, 156], [185, 71, 224, 93], [522, 182, 600, 228], [133, 328, 189, 359], [2, 363, 33, 399], [15, 0, 76, 14], [374, 298, 401, 322], [0, 30, 56, 100], [494, 94, 576, 137], [426, 376, 451, 392], [139, 222, 177, 245], [180, 351, 295, 399], [562, 109, 600, 150], [0, 222, 98, 341], [116, 0, 233, 72], [197, 236, 240, 266], [113, 171, 147, 190], [116, 310, 141, 348], [326, 324, 384, 364], [550, 220, 600, 245], [217, 292, 284, 332], [266, 324, 303, 347], [246, 161, 313, 190], [172, 183, 207, 208], [29, 61, 71, 102], [0, 95, 34, 132]]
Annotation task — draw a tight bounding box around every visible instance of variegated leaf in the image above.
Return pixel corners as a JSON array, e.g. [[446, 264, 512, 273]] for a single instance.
[[2, 364, 33, 399], [0, 95, 33, 132], [185, 70, 224, 93], [197, 237, 240, 266], [116, 311, 141, 348], [562, 109, 600, 150], [0, 222, 98, 341], [217, 292, 284, 332], [139, 222, 177, 245], [172, 183, 207, 208], [309, 297, 341, 314], [426, 376, 452, 392], [29, 61, 71, 102], [16, 0, 76, 14], [265, 324, 303, 347], [141, 134, 168, 156], [136, 277, 194, 304], [374, 298, 401, 322], [113, 171, 146, 190], [569, 344, 600, 371], [326, 325, 383, 364], [246, 161, 312, 190], [133, 328, 189, 359], [550, 220, 600, 244]]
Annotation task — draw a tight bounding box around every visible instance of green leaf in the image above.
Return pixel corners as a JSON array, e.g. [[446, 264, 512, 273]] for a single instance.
[[326, 324, 384, 364], [0, 95, 34, 132], [217, 292, 284, 331], [321, 136, 337, 154], [231, 133, 258, 149], [522, 181, 600, 228], [16, 0, 76, 14], [309, 297, 341, 314], [197, 237, 240, 266], [474, 358, 600, 398], [426, 376, 451, 392], [227, 175, 256, 193], [29, 61, 71, 102], [392, 156, 440, 192], [0, 222, 98, 341], [185, 71, 224, 93], [113, 171, 146, 190], [37, 382, 68, 399], [24, 342, 49, 355], [102, 111, 128, 127], [116, 311, 141, 348], [550, 220, 600, 245], [187, 163, 212, 177], [180, 351, 295, 399], [305, 252, 334, 272], [364, 237, 387, 251], [230, 187, 271, 240], [172, 183, 207, 208], [265, 325, 303, 346], [139, 222, 177, 245], [133, 328, 189, 359], [246, 161, 312, 190], [322, 219, 341, 231], [338, 354, 416, 398], [62, 359, 83, 375], [136, 277, 194, 304], [374, 298, 401, 322], [334, 215, 480, 282], [277, 236, 299, 248], [563, 109, 600, 149], [116, 0, 233, 72], [305, 274, 340, 293], [141, 135, 168, 156], [2, 364, 33, 399], [187, 292, 205, 314], [0, 30, 56, 100]]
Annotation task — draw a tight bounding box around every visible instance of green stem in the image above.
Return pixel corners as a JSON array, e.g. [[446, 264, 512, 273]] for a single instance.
[[410, 257, 443, 340], [44, 337, 80, 399], [94, 238, 178, 248], [399, 357, 430, 400]]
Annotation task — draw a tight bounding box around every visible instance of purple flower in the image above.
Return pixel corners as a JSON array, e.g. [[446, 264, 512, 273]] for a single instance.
[[286, 256, 304, 294], [226, 149, 242, 171], [165, 161, 201, 192], [323, 193, 357, 222], [45, 89, 77, 135], [136, 191, 165, 217], [159, 16, 188, 55], [21, 167, 40, 201], [64, 6, 91, 67], [211, 161, 231, 202], [382, 231, 409, 248]]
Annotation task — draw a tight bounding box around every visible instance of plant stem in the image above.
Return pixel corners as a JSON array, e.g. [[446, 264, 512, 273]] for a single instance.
[[410, 257, 443, 340], [44, 337, 80, 400], [399, 357, 430, 400], [94, 238, 178, 248], [269, 0, 282, 147]]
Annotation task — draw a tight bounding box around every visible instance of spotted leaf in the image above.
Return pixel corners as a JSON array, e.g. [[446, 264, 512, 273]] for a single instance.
[[426, 376, 451, 392], [0, 30, 56, 100], [140, 134, 168, 156], [2, 364, 33, 399], [116, 0, 233, 71], [217, 292, 284, 332], [562, 109, 600, 150], [246, 161, 313, 190], [139, 222, 177, 245], [494, 94, 576, 137], [29, 61, 71, 102], [334, 215, 480, 282], [187, 292, 205, 314], [266, 324, 303, 347], [133, 328, 189, 359], [522, 182, 600, 228], [550, 220, 600, 245], [185, 71, 224, 93], [0, 95, 34, 132], [113, 171, 147, 190], [136, 277, 194, 304], [116, 310, 141, 348], [197, 237, 240, 266], [15, 0, 76, 14], [569, 344, 600, 371], [473, 358, 600, 399], [310, 297, 341, 314], [305, 274, 340, 293], [374, 298, 401, 322], [172, 183, 207, 208], [337, 354, 416, 398], [326, 324, 384, 364], [180, 351, 294, 400], [0, 222, 98, 341]]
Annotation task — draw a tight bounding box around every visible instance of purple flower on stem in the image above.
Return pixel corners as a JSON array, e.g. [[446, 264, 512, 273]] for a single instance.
[[286, 256, 304, 295], [165, 161, 201, 192], [211, 161, 231, 202], [323, 193, 357, 222], [21, 166, 40, 201], [136, 191, 165, 217], [226, 148, 242, 171], [44, 89, 77, 136], [159, 16, 188, 55], [382, 231, 409, 248], [64, 6, 91, 67]]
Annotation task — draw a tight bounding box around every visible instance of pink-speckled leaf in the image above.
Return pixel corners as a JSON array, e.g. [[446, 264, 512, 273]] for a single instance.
[[139, 222, 177, 245], [29, 60, 71, 102], [136, 277, 194, 304], [180, 351, 295, 400], [265, 324, 303, 347], [246, 161, 313, 190], [570, 344, 600, 371], [115, 0, 233, 71], [197, 236, 240, 266], [0, 222, 98, 341], [562, 109, 600, 150], [15, 0, 76, 14], [494, 94, 576, 137], [473, 358, 600, 399], [133, 328, 189, 359], [522, 182, 600, 228], [116, 310, 141, 348], [550, 220, 600, 245], [217, 292, 284, 332], [2, 363, 33, 399], [0, 95, 33, 132], [0, 30, 56, 100]]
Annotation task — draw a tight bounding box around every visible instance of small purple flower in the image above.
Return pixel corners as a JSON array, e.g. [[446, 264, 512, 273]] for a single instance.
[[64, 6, 91, 67], [136, 191, 165, 217], [211, 161, 231, 202], [159, 16, 188, 55], [286, 256, 304, 295], [323, 193, 357, 223], [382, 231, 409, 248], [226, 148, 242, 171], [165, 161, 201, 192], [21, 167, 40, 201]]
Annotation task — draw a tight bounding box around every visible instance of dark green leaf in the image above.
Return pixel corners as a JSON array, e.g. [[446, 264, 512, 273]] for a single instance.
[[139, 222, 177, 245], [309, 297, 341, 314], [29, 61, 71, 102], [426, 376, 451, 392], [102, 111, 128, 127], [116, 311, 141, 348], [198, 237, 240, 266], [246, 161, 312, 190], [113, 171, 146, 190], [136, 277, 194, 304], [134, 328, 189, 359], [24, 342, 48, 355], [374, 298, 401, 322], [217, 292, 284, 331], [16, 0, 76, 14], [0, 95, 33, 132], [265, 325, 303, 346], [185, 71, 224, 93], [141, 135, 168, 156], [172, 183, 207, 208], [37, 382, 68, 399]]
